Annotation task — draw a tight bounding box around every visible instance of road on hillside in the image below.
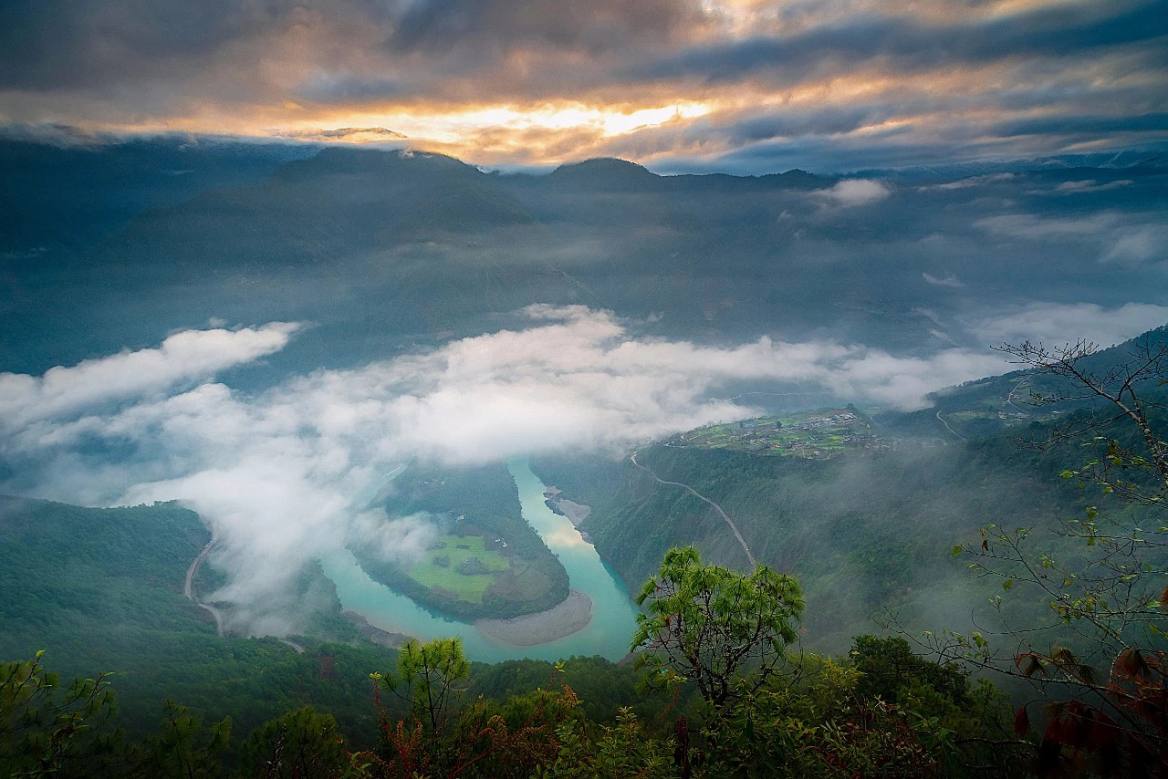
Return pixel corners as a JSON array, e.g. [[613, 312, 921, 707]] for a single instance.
[[629, 450, 757, 568], [1006, 377, 1031, 412], [185, 539, 306, 653], [935, 409, 966, 441], [185, 539, 225, 637]]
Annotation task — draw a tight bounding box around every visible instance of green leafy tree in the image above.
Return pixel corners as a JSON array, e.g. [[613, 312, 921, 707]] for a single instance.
[[0, 651, 121, 777], [240, 706, 346, 779], [849, 635, 968, 705], [374, 637, 470, 737], [543, 707, 677, 779], [698, 654, 941, 778], [631, 546, 804, 709], [132, 701, 230, 778]]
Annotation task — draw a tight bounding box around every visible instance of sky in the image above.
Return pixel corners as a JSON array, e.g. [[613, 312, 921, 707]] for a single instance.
[[1, 0, 1166, 171]]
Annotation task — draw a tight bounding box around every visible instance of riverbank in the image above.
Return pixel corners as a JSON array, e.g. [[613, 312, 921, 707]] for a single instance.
[[342, 610, 411, 648], [324, 460, 636, 663], [543, 486, 591, 526], [475, 589, 592, 647]]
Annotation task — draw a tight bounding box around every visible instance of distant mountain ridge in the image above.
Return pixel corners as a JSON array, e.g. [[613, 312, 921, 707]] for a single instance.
[[2, 137, 1165, 382]]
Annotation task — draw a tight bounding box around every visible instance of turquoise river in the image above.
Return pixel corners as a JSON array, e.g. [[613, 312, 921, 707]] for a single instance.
[[323, 459, 639, 662]]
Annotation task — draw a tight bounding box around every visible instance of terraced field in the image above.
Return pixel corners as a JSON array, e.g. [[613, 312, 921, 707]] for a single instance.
[[669, 408, 886, 459]]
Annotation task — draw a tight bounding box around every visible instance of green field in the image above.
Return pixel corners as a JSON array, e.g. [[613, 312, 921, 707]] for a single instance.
[[408, 534, 510, 603]]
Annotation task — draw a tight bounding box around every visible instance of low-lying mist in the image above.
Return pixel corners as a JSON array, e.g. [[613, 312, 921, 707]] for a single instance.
[[0, 303, 1125, 636]]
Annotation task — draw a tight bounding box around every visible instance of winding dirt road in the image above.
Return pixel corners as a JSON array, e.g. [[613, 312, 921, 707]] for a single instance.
[[185, 540, 306, 653], [935, 409, 966, 441], [184, 538, 225, 637], [630, 450, 757, 568], [1006, 377, 1032, 413]]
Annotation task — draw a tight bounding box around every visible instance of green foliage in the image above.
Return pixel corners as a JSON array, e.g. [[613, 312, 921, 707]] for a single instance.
[[377, 638, 470, 736], [0, 628, 1024, 777], [849, 635, 968, 705], [468, 656, 671, 724], [131, 701, 231, 777], [544, 707, 676, 778], [633, 546, 804, 708], [0, 497, 398, 738], [0, 651, 120, 777], [241, 706, 347, 778], [689, 649, 1023, 779], [0, 506, 1047, 777], [690, 654, 938, 778], [550, 413, 1127, 651]]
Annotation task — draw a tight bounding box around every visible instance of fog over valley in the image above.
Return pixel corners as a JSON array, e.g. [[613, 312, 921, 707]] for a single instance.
[[2, 2, 1167, 774]]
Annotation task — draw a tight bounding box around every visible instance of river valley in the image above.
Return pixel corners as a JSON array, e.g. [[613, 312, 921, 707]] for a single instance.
[[323, 459, 638, 662]]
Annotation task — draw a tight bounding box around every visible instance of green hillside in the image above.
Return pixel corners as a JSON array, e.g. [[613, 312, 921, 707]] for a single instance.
[[534, 403, 1157, 648], [0, 497, 391, 735], [0, 496, 656, 742]]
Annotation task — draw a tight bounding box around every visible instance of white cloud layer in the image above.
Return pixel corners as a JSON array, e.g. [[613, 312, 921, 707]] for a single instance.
[[922, 272, 964, 289], [816, 179, 891, 207], [0, 323, 299, 431], [976, 212, 1168, 266], [2, 306, 1015, 635], [972, 302, 1168, 348]]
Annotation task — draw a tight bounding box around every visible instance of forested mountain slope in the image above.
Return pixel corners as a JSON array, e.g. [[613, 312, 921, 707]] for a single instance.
[[534, 397, 1156, 648]]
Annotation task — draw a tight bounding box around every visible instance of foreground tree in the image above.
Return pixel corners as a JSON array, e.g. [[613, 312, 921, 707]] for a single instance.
[[367, 642, 582, 778], [241, 706, 345, 778], [547, 707, 676, 779], [375, 637, 470, 738], [942, 333, 1168, 776], [0, 651, 120, 777], [133, 701, 231, 778], [631, 546, 804, 709]]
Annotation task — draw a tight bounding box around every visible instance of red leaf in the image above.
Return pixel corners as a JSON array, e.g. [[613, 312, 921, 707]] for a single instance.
[[1086, 709, 1119, 751], [1044, 701, 1087, 747], [1116, 648, 1147, 679], [1014, 705, 1030, 736], [1015, 652, 1044, 677]]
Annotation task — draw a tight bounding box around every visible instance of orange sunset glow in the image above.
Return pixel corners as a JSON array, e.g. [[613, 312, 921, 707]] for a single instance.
[[1, 0, 1164, 170]]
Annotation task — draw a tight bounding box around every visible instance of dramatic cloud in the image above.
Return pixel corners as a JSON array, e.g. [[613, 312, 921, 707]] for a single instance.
[[1, 307, 1011, 634], [0, 0, 1164, 169]]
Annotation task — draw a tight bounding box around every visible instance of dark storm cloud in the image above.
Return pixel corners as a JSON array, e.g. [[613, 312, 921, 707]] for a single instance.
[[0, 0, 291, 91], [628, 0, 1168, 86], [389, 0, 706, 54], [0, 0, 705, 96], [991, 112, 1168, 139]]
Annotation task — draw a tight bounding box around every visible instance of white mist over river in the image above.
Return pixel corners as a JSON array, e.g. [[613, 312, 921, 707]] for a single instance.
[[323, 459, 638, 662]]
